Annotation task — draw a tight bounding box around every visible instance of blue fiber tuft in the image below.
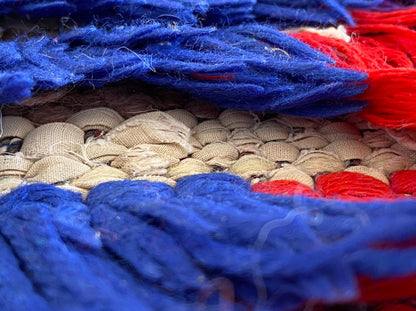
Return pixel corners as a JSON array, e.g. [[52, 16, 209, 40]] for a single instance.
[[0, 0, 380, 118], [1, 174, 416, 310]]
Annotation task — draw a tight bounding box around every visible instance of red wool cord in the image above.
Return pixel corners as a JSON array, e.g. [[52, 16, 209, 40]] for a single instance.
[[315, 172, 395, 201], [358, 69, 416, 129], [252, 172, 397, 201], [293, 19, 416, 308], [251, 180, 318, 197], [390, 170, 416, 196], [349, 24, 416, 68], [352, 7, 416, 28], [292, 24, 416, 130], [358, 275, 416, 304], [253, 174, 416, 307]]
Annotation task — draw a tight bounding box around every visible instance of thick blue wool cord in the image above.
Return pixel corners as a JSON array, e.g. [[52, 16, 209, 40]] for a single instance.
[[0, 185, 192, 311], [0, 0, 382, 25], [2, 174, 416, 311], [0, 236, 51, 311], [0, 22, 369, 116], [0, 0, 385, 117]]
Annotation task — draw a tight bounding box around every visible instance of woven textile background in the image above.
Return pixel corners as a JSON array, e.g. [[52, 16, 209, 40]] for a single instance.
[[1, 1, 416, 310]]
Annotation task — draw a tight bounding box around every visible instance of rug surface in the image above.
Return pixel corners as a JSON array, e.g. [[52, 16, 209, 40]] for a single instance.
[[1, 1, 416, 310]]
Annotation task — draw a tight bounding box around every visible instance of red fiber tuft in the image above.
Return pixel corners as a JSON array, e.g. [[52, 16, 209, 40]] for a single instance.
[[291, 32, 388, 70], [315, 172, 395, 201], [352, 7, 416, 28], [348, 24, 416, 68], [251, 180, 318, 197], [358, 274, 416, 304], [292, 24, 416, 130], [357, 69, 416, 130], [390, 170, 416, 196]]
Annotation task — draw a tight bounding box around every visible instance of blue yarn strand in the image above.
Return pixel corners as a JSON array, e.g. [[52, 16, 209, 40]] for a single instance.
[[2, 22, 369, 115], [0, 0, 378, 117], [0, 0, 381, 25], [2, 174, 416, 310]]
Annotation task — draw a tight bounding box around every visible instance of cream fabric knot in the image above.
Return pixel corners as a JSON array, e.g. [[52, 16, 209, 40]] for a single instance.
[[21, 122, 84, 159], [293, 150, 345, 176]]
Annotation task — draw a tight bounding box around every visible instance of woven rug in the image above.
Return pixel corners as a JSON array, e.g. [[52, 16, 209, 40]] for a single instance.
[[2, 1, 416, 310]]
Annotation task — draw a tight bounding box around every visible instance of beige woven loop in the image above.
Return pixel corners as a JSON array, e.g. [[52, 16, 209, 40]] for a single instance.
[[0, 177, 24, 195], [345, 166, 390, 185], [133, 175, 177, 187], [229, 129, 263, 154], [193, 120, 229, 146], [293, 150, 345, 176], [274, 115, 320, 129], [362, 130, 395, 149], [185, 100, 220, 119], [260, 142, 299, 162], [66, 107, 124, 132], [192, 142, 239, 167], [189, 136, 203, 151], [231, 155, 276, 179], [166, 109, 198, 129], [361, 149, 414, 175], [1, 116, 35, 139], [319, 122, 361, 142], [72, 166, 128, 189], [391, 143, 416, 160], [7, 96, 416, 191], [218, 109, 256, 129], [269, 164, 315, 188], [135, 143, 190, 164], [106, 111, 192, 153], [287, 129, 329, 149], [85, 139, 127, 163], [253, 120, 290, 142], [25, 155, 91, 184], [167, 158, 211, 181], [323, 140, 372, 161], [111, 149, 169, 177], [21, 122, 84, 158], [0, 155, 33, 177], [386, 128, 416, 151]]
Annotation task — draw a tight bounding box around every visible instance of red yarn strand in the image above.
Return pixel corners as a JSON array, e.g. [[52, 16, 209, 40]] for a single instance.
[[358, 274, 416, 304], [251, 180, 318, 197], [292, 23, 416, 130], [352, 7, 416, 28], [315, 172, 395, 201], [390, 170, 416, 196]]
